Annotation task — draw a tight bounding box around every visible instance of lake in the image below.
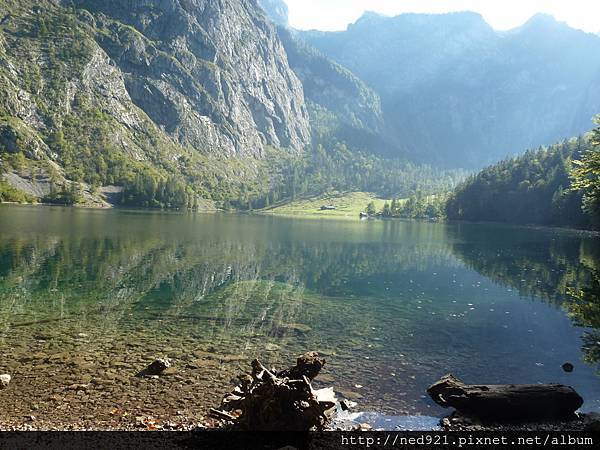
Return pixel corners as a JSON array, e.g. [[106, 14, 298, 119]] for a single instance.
[[0, 205, 599, 429]]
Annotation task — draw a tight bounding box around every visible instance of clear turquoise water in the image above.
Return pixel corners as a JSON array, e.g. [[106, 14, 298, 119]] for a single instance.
[[0, 205, 599, 420]]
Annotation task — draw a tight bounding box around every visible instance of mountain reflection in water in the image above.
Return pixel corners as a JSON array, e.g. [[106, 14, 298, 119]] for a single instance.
[[0, 206, 599, 427]]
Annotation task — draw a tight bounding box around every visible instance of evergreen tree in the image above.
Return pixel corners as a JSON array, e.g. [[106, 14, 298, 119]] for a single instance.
[[572, 116, 600, 226], [382, 202, 391, 217], [366, 201, 376, 215], [446, 135, 592, 228]]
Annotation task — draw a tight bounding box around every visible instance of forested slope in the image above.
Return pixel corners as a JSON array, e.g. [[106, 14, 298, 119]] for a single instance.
[[445, 134, 595, 228]]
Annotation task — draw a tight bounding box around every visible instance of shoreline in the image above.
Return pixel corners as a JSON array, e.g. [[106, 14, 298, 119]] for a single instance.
[[1, 411, 597, 432], [2, 201, 597, 236], [259, 210, 600, 236]]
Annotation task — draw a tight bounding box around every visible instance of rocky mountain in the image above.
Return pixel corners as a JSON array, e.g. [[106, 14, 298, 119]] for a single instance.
[[2, 1, 598, 208], [276, 27, 401, 155], [0, 0, 311, 204], [301, 12, 600, 167], [72, 0, 310, 155], [256, 2, 399, 155]]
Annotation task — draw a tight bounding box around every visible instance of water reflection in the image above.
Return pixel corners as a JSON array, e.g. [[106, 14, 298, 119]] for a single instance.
[[447, 223, 600, 369], [0, 206, 599, 425]]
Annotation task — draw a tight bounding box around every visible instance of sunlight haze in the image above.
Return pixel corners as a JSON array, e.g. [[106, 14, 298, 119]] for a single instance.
[[285, 0, 600, 32]]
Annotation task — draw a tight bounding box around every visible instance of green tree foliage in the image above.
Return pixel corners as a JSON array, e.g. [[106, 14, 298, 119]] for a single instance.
[[571, 116, 600, 227], [43, 182, 82, 205], [566, 265, 600, 365], [121, 173, 189, 209], [381, 202, 391, 217], [246, 142, 467, 210], [372, 191, 446, 220], [366, 201, 376, 215], [445, 137, 592, 228], [10, 152, 26, 174]]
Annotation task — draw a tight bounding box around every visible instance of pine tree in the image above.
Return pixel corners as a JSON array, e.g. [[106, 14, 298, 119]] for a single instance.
[[366, 201, 376, 215], [571, 116, 600, 226]]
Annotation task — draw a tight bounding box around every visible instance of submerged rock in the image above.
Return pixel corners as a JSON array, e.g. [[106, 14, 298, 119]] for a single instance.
[[336, 389, 363, 401], [272, 323, 312, 337], [136, 358, 171, 377], [0, 374, 11, 389], [562, 362, 574, 373]]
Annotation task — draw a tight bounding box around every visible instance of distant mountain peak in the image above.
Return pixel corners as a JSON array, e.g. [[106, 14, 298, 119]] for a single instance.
[[350, 10, 386, 28], [439, 11, 486, 21], [299, 6, 600, 168], [350, 10, 490, 33], [258, 0, 289, 27], [358, 10, 386, 21], [520, 13, 566, 30]]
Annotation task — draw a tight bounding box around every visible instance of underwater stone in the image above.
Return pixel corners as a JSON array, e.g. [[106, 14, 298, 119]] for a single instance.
[[0, 374, 11, 389], [136, 358, 171, 377], [562, 363, 574, 373]]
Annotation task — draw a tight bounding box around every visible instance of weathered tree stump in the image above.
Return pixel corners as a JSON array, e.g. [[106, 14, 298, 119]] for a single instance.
[[212, 352, 335, 430], [428, 374, 584, 421], [277, 351, 325, 381]]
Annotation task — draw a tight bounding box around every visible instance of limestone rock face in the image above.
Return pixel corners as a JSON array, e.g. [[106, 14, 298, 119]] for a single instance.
[[0, 0, 310, 179], [72, 0, 311, 156]]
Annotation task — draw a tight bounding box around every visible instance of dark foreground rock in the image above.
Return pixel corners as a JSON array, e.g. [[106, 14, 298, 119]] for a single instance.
[[136, 358, 171, 378], [428, 374, 584, 421]]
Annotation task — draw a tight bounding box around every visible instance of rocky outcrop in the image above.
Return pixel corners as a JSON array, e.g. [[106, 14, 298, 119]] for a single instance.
[[0, 0, 312, 204], [72, 0, 311, 156]]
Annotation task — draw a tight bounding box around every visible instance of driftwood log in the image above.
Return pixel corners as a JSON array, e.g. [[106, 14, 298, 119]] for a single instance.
[[211, 352, 336, 430], [428, 374, 584, 421]]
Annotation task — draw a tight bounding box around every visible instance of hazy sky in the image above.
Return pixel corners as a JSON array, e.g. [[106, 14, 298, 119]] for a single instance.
[[285, 0, 600, 33]]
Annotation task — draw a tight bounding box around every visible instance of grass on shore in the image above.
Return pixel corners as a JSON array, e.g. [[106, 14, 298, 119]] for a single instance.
[[261, 191, 391, 219]]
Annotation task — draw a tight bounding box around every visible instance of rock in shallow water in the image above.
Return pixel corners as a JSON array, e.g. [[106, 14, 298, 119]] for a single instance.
[[0, 374, 11, 389], [562, 362, 574, 373], [136, 358, 171, 377]]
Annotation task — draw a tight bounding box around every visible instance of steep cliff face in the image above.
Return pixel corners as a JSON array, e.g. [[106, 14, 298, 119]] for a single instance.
[[0, 0, 144, 161], [256, 2, 397, 156], [0, 0, 311, 205], [72, 0, 310, 156]]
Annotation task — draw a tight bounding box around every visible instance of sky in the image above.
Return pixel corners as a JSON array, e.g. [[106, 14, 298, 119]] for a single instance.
[[285, 0, 600, 33]]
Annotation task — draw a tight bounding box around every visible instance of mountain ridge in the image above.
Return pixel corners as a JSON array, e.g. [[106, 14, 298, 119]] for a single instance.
[[0, 0, 313, 206], [1, 1, 598, 210], [300, 10, 600, 167]]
